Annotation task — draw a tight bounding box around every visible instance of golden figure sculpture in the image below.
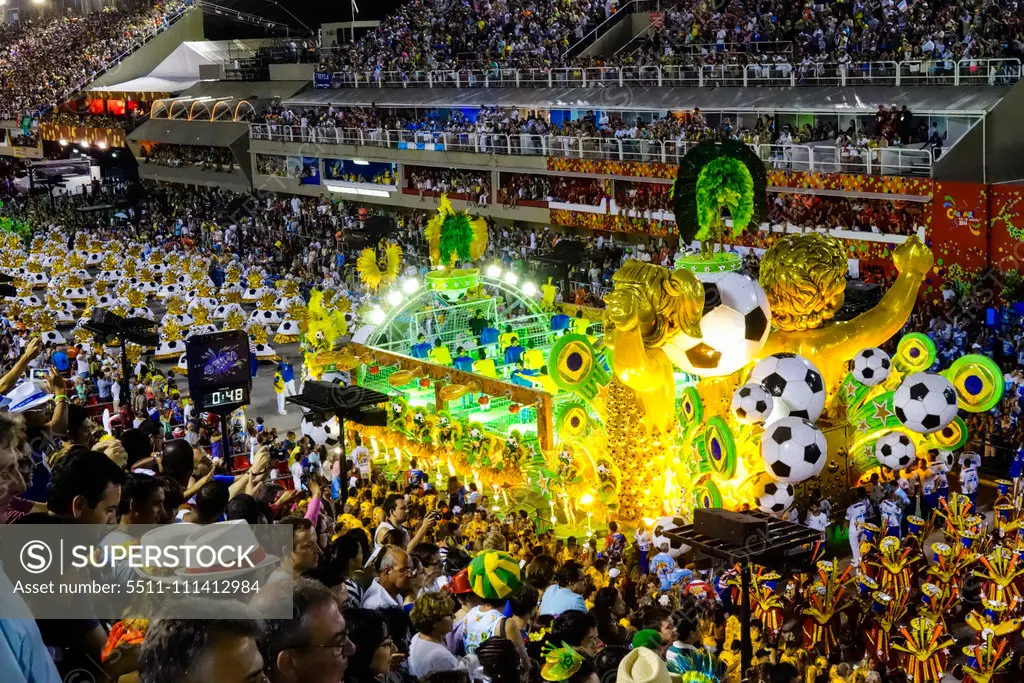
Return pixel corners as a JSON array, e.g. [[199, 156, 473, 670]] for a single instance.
[[759, 234, 934, 390]]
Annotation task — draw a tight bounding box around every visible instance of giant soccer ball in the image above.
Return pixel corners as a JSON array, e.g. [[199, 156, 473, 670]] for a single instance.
[[852, 347, 892, 387], [749, 353, 825, 422], [761, 416, 828, 483], [874, 431, 916, 470], [752, 473, 795, 514], [731, 383, 775, 424], [652, 515, 691, 558], [894, 372, 958, 434], [300, 415, 328, 446], [663, 272, 770, 377]]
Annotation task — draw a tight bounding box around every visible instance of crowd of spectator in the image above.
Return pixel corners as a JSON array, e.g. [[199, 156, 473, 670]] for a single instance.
[[0, 1, 191, 119], [41, 107, 149, 133], [611, 0, 1024, 68], [318, 0, 610, 74], [254, 105, 944, 162], [767, 194, 926, 235], [143, 144, 236, 172], [406, 168, 490, 205], [315, 0, 1024, 74]]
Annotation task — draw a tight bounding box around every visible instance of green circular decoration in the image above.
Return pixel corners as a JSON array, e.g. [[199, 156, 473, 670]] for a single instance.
[[676, 252, 741, 275], [931, 416, 969, 451], [896, 332, 937, 372], [694, 481, 723, 509], [945, 354, 1005, 413], [425, 269, 480, 303], [555, 401, 591, 439], [678, 386, 704, 426], [704, 416, 737, 478]]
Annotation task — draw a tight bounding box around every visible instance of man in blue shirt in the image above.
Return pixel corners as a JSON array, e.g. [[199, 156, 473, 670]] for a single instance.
[[539, 562, 588, 616], [411, 334, 432, 359], [452, 347, 474, 372], [504, 336, 525, 366], [51, 347, 69, 374], [509, 361, 536, 387], [277, 360, 297, 396], [96, 373, 113, 402]]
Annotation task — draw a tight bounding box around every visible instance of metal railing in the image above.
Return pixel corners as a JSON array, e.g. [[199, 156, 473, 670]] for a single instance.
[[250, 124, 935, 177], [317, 58, 1020, 89], [562, 1, 638, 61]]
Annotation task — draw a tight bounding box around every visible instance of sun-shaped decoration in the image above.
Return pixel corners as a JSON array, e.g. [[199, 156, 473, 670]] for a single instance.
[[192, 305, 211, 326], [165, 296, 186, 316], [123, 258, 138, 278], [224, 309, 246, 331], [67, 274, 84, 289], [286, 301, 308, 321], [126, 244, 142, 260], [139, 266, 155, 283], [225, 264, 242, 284], [26, 260, 42, 274], [15, 279, 32, 297], [7, 301, 24, 321], [248, 323, 269, 345], [196, 281, 213, 298], [125, 342, 144, 365], [278, 279, 300, 298], [126, 289, 146, 308], [34, 310, 56, 332], [68, 252, 85, 270], [30, 236, 44, 253], [161, 268, 178, 286], [72, 326, 91, 344], [162, 318, 185, 342], [49, 258, 67, 277], [246, 270, 264, 288], [72, 233, 87, 250], [257, 291, 277, 309], [101, 251, 119, 271], [93, 279, 110, 294]]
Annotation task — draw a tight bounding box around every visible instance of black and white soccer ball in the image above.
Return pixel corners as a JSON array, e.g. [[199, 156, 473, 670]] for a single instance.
[[652, 515, 691, 558], [731, 383, 775, 424], [276, 321, 299, 336], [874, 431, 916, 470], [761, 416, 827, 483], [894, 372, 958, 434], [852, 347, 892, 387], [752, 473, 795, 514], [41, 330, 65, 344], [749, 353, 825, 422], [300, 415, 329, 446], [323, 416, 341, 446], [663, 272, 771, 377]]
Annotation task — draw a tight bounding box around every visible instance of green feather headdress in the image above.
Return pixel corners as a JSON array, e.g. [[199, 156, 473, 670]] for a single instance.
[[541, 642, 584, 681], [671, 140, 767, 245]]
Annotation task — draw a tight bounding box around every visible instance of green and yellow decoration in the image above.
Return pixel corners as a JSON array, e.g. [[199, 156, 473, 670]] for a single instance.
[[671, 140, 767, 251], [468, 550, 522, 600], [424, 194, 488, 267], [540, 643, 584, 682]]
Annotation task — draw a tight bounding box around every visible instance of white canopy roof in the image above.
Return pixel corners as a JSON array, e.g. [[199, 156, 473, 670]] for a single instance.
[[89, 41, 244, 94]]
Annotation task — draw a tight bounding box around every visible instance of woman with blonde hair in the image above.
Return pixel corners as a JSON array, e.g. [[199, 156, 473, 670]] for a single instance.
[[409, 591, 462, 678]]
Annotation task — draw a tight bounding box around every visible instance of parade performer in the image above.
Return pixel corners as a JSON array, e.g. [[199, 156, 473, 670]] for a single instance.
[[891, 617, 954, 683]]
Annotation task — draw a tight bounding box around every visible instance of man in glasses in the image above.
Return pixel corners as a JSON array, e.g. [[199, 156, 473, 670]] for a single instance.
[[259, 577, 356, 683], [362, 545, 416, 609], [138, 599, 266, 683]]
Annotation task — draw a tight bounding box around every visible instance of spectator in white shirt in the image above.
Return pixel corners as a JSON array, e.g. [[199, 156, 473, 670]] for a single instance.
[[362, 546, 414, 609], [408, 592, 463, 678]]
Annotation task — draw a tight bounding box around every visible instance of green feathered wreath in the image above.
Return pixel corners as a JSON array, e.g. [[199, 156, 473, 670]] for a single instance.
[[671, 140, 767, 246]]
